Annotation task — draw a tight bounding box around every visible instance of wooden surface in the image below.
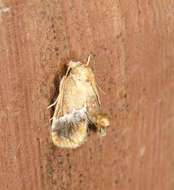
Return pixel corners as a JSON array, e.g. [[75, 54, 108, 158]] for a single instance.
[[0, 0, 174, 189]]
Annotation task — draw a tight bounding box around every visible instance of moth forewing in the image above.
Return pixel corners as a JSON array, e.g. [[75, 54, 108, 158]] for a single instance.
[[51, 64, 89, 148]]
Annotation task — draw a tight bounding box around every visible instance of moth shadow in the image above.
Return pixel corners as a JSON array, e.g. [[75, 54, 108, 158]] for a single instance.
[[88, 123, 97, 136]]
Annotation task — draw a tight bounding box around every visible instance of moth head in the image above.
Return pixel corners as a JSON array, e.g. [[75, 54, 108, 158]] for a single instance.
[[68, 61, 94, 81], [96, 113, 110, 128], [68, 61, 82, 69]]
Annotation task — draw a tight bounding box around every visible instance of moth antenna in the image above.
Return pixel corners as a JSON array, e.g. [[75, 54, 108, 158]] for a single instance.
[[86, 55, 91, 66], [65, 66, 71, 77]]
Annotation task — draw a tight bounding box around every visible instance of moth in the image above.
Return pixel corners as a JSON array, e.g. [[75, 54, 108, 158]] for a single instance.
[[49, 56, 110, 148]]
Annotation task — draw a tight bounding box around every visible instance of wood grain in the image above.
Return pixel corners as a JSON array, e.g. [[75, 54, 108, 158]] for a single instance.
[[0, 0, 174, 189]]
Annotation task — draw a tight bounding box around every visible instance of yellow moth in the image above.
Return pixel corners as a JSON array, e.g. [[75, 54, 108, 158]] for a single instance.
[[49, 56, 110, 148]]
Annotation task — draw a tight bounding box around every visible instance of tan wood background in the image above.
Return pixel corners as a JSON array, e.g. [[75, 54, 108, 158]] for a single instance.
[[0, 0, 174, 189]]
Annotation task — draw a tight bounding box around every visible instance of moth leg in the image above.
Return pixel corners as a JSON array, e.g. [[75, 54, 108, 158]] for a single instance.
[[52, 76, 67, 117], [48, 76, 66, 109], [49, 117, 53, 121], [47, 77, 65, 114], [96, 83, 106, 95], [97, 128, 106, 138], [47, 97, 59, 109]]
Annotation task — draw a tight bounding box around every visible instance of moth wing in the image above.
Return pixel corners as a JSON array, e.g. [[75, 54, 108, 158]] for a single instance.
[[51, 71, 88, 148]]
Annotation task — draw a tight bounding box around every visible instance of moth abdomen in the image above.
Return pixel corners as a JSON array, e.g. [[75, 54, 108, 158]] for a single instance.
[[96, 113, 110, 129]]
